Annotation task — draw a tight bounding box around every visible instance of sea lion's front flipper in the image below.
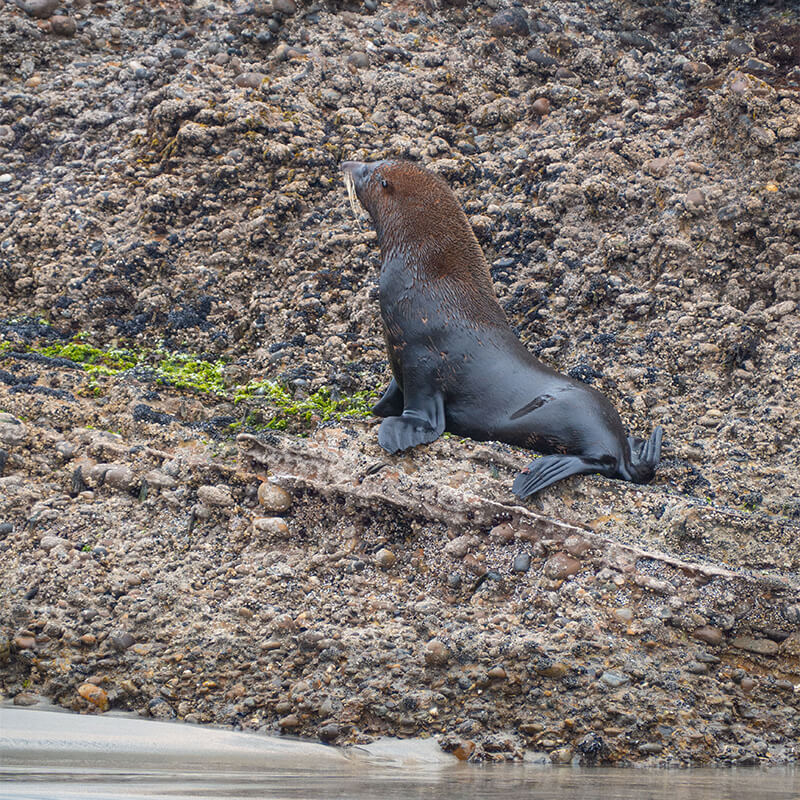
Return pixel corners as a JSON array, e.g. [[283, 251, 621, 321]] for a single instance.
[[373, 378, 404, 417], [512, 455, 595, 499], [378, 391, 445, 454]]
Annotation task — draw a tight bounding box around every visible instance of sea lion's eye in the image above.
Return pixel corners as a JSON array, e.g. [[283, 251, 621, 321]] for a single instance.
[[380, 177, 388, 189]]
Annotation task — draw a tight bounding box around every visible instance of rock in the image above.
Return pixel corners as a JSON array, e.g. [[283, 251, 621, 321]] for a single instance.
[[550, 747, 573, 764], [13, 692, 41, 706], [644, 157, 672, 178], [257, 482, 293, 512], [374, 548, 396, 568], [148, 697, 175, 718], [445, 535, 471, 558], [144, 469, 176, 490], [693, 626, 724, 646], [732, 636, 779, 656], [279, 713, 300, 729], [13, 635, 35, 650], [0, 416, 26, 446], [531, 97, 550, 117], [273, 0, 296, 14], [78, 683, 109, 711], [543, 552, 580, 580], [50, 15, 77, 36], [487, 666, 507, 680], [526, 48, 557, 67], [600, 671, 629, 688], [105, 466, 135, 492], [347, 52, 369, 69], [197, 485, 234, 507], [14, 0, 59, 19], [318, 722, 339, 741], [39, 535, 70, 552], [423, 639, 449, 667], [489, 9, 529, 38], [110, 631, 136, 651], [512, 553, 531, 573], [253, 516, 289, 535], [235, 72, 267, 89]]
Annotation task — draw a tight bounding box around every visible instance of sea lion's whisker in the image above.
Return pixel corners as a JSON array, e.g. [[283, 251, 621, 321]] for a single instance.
[[343, 170, 362, 227]]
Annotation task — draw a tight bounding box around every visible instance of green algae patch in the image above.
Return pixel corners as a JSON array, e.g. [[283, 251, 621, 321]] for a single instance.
[[2, 332, 377, 433], [155, 353, 227, 396], [234, 380, 377, 430]]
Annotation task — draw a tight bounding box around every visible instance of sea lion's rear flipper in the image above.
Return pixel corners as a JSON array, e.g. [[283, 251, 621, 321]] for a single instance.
[[628, 425, 663, 484], [378, 392, 445, 454], [373, 378, 404, 417], [512, 455, 596, 499]]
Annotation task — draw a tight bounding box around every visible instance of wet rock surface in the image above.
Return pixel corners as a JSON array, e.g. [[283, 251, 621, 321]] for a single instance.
[[1, 0, 799, 768]]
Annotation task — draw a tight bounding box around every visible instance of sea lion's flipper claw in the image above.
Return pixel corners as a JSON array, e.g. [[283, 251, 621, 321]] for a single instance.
[[512, 455, 593, 499], [377, 391, 445, 454], [627, 426, 663, 483], [373, 378, 404, 417]]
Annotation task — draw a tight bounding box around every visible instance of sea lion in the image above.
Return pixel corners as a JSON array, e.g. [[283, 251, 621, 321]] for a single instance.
[[341, 159, 662, 498]]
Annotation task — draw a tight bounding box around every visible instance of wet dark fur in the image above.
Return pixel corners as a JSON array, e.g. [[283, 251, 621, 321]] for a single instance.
[[344, 159, 662, 497]]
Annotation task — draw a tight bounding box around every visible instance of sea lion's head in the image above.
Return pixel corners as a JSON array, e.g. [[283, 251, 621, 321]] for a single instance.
[[341, 159, 506, 326], [341, 160, 478, 270]]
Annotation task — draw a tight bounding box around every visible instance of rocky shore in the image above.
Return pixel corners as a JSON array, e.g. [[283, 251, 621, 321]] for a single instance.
[[1, 0, 799, 766]]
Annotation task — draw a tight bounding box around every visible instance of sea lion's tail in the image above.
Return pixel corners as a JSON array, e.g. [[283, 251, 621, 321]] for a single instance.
[[626, 426, 663, 484]]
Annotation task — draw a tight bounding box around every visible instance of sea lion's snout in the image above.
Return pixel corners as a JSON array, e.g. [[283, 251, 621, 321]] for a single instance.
[[340, 160, 387, 196]]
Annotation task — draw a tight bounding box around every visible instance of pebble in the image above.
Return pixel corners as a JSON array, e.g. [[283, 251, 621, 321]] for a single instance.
[[13, 692, 41, 706], [489, 8, 529, 38], [39, 535, 70, 552], [279, 713, 300, 729], [543, 552, 581, 580], [512, 553, 531, 573], [13, 635, 35, 650], [14, 0, 58, 19], [444, 535, 471, 558], [733, 636, 779, 656], [374, 548, 396, 568], [235, 72, 267, 89], [600, 671, 630, 688], [644, 157, 672, 178], [252, 516, 289, 535], [110, 631, 136, 651], [272, 0, 296, 14], [105, 466, 135, 492], [197, 485, 234, 507], [347, 52, 369, 69], [423, 639, 450, 667], [527, 48, 557, 67], [550, 747, 573, 764], [257, 482, 293, 512], [693, 626, 723, 646], [531, 97, 550, 117], [50, 15, 77, 36], [318, 722, 339, 741], [0, 174, 14, 185], [78, 683, 109, 710]]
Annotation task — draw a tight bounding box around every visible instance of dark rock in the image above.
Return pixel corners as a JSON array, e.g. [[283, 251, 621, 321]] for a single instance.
[[489, 9, 529, 38]]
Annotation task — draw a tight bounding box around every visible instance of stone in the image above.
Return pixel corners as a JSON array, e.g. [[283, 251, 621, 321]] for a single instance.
[[51, 15, 77, 36], [600, 671, 629, 688], [197, 485, 234, 507], [550, 747, 573, 764], [347, 52, 369, 69], [489, 8, 529, 38], [531, 97, 550, 116], [279, 713, 300, 729], [13, 635, 35, 650], [105, 466, 134, 492], [39, 535, 70, 552], [257, 482, 293, 512], [273, 0, 296, 14], [526, 48, 557, 67], [644, 157, 672, 178], [543, 552, 580, 580], [732, 636, 778, 656], [144, 469, 176, 490], [0, 417, 26, 446], [693, 626, 724, 646], [375, 548, 396, 568], [14, 0, 59, 19], [78, 683, 109, 710], [252, 516, 289, 535], [445, 535, 471, 558], [423, 638, 449, 667], [487, 666, 507, 680], [235, 72, 267, 89], [318, 722, 339, 741], [13, 691, 40, 706], [512, 553, 531, 573], [110, 631, 136, 651]]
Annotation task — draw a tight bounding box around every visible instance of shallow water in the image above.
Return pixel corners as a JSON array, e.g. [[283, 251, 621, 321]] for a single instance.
[[1, 708, 798, 800]]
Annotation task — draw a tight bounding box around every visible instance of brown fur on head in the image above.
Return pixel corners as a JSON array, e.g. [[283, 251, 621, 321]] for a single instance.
[[354, 160, 508, 327]]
